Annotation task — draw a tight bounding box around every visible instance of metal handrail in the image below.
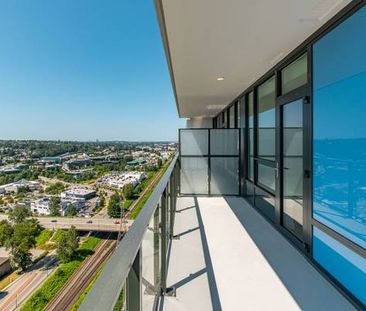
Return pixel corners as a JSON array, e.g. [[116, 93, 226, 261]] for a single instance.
[[79, 153, 179, 311]]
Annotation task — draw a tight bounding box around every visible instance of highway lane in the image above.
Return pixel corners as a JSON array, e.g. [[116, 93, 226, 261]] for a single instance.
[[0, 252, 58, 311]]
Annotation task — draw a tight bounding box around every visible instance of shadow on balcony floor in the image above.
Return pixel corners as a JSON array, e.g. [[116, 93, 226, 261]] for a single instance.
[[160, 196, 356, 311]]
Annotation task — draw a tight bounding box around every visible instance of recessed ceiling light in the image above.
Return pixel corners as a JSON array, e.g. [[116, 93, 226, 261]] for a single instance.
[[217, 77, 224, 81]]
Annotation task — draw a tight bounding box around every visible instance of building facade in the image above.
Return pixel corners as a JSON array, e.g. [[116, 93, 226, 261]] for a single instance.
[[208, 3, 366, 307], [158, 0, 366, 308]]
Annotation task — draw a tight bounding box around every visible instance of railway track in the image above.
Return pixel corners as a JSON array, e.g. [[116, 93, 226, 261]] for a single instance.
[[43, 234, 116, 311], [124, 167, 165, 218]]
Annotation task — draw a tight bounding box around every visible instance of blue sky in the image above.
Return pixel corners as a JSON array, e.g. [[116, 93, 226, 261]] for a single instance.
[[0, 0, 184, 141]]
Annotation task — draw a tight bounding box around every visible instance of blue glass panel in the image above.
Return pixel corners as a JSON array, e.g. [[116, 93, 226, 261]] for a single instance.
[[313, 5, 366, 249], [313, 227, 366, 305]]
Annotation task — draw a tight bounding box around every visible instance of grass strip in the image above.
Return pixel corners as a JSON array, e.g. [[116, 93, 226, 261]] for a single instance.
[[35, 229, 52, 248], [20, 236, 101, 311], [123, 199, 134, 210], [113, 288, 125, 311], [50, 229, 64, 242], [130, 162, 170, 220], [0, 271, 18, 291]]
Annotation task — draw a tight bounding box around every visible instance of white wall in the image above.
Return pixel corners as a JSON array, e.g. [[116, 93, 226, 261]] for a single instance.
[[186, 117, 212, 128]]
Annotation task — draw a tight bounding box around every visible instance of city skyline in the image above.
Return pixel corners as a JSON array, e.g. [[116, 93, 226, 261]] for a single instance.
[[0, 0, 184, 141]]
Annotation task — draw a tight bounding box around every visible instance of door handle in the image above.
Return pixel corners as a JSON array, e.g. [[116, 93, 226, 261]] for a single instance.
[[275, 162, 279, 179]]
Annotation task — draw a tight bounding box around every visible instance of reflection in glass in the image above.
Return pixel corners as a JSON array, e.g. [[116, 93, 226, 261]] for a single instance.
[[211, 158, 239, 195], [282, 99, 303, 238], [281, 53, 307, 94], [248, 92, 254, 181], [237, 100, 242, 128], [258, 164, 275, 193], [313, 5, 366, 249], [222, 111, 227, 128], [313, 227, 366, 305], [229, 105, 235, 128], [217, 114, 222, 129], [258, 77, 276, 162], [257, 77, 276, 193], [312, 7, 366, 305]]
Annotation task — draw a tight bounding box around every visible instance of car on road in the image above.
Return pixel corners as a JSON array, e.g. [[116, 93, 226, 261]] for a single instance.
[[86, 220, 93, 224], [114, 220, 120, 224], [51, 219, 57, 223]]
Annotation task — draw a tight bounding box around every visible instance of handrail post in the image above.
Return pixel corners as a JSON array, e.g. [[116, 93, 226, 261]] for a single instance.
[[177, 159, 181, 194], [126, 248, 141, 311], [169, 172, 175, 239], [161, 186, 176, 297], [161, 189, 167, 293]]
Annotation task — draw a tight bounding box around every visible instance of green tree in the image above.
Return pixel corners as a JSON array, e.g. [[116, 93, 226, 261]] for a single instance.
[[10, 247, 32, 272], [124, 155, 133, 162], [122, 183, 134, 200], [0, 220, 13, 246], [65, 204, 77, 217], [99, 196, 105, 208], [49, 196, 61, 216], [9, 205, 31, 224], [17, 186, 30, 194], [108, 193, 121, 218], [56, 226, 79, 263], [9, 219, 41, 271], [45, 182, 65, 195], [157, 158, 163, 168]]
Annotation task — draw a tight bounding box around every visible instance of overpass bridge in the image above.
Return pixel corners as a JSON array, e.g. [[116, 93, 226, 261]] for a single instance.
[[0, 215, 132, 232]]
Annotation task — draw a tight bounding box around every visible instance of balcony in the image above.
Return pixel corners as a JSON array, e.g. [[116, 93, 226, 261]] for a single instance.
[[163, 196, 355, 310], [79, 154, 357, 311]]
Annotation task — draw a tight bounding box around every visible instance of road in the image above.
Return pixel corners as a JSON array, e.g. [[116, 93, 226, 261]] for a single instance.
[[0, 252, 58, 311], [0, 215, 132, 232]]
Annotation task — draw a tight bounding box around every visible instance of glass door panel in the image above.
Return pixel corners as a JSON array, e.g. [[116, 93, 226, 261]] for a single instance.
[[282, 99, 304, 239]]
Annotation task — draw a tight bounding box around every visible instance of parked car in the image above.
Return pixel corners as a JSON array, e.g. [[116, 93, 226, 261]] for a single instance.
[[114, 220, 120, 224], [86, 220, 93, 224], [51, 219, 57, 223]]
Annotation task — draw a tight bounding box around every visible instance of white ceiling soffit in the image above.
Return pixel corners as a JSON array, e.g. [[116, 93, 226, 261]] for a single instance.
[[156, 0, 352, 118]]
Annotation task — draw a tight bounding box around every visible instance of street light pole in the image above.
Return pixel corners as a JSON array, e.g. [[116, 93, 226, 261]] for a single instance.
[[117, 205, 124, 244]]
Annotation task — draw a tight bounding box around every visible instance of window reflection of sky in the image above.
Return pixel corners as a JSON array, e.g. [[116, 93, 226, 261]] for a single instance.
[[313, 5, 366, 251]]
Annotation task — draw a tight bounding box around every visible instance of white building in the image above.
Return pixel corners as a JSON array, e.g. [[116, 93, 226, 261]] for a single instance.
[[0, 179, 40, 194], [61, 188, 96, 200], [99, 172, 146, 189], [31, 195, 85, 216], [31, 197, 52, 215]]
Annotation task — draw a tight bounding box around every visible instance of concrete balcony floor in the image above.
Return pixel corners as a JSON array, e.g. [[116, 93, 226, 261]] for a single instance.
[[160, 196, 356, 311]]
